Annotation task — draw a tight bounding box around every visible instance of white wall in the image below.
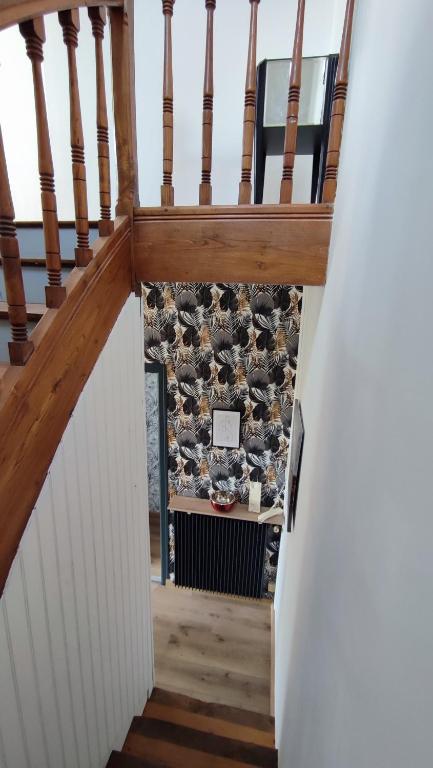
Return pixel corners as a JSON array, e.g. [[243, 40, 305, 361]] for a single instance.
[[275, 1, 433, 766], [0, 8, 116, 221], [0, 296, 153, 768], [0, 1, 343, 215], [135, 0, 342, 206]]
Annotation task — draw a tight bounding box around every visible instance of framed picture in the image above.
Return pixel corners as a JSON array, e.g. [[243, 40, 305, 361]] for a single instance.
[[287, 399, 305, 532], [212, 408, 241, 449]]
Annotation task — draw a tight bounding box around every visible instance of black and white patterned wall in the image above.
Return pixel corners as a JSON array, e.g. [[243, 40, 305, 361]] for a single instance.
[[143, 282, 302, 594]]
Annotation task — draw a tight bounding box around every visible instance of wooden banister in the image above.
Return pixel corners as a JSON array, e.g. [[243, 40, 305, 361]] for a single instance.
[[199, 0, 215, 206], [161, 0, 174, 206], [109, 0, 139, 216], [0, 127, 34, 365], [89, 6, 114, 236], [280, 0, 305, 204], [322, 0, 355, 203], [59, 9, 92, 266], [20, 16, 67, 308], [239, 0, 260, 205]]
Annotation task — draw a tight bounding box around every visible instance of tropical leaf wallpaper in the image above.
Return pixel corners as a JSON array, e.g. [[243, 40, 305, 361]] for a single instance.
[[143, 281, 302, 595]]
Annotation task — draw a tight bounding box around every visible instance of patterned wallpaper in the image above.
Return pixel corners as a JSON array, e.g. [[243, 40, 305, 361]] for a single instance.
[[143, 282, 301, 500], [143, 281, 302, 594]]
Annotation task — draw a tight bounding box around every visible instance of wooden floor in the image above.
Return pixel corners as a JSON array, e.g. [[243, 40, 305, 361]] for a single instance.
[[152, 583, 272, 715], [149, 512, 161, 578]]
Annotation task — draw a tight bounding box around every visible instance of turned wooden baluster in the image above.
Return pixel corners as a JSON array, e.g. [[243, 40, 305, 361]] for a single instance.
[[59, 10, 92, 266], [88, 7, 113, 236], [280, 0, 305, 203], [19, 17, 66, 308], [322, 0, 355, 203], [199, 0, 216, 205], [161, 0, 175, 206], [0, 128, 34, 365], [239, 0, 260, 205]]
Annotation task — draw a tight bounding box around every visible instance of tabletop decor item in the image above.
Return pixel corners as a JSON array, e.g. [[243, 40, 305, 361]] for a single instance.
[[210, 489, 236, 513]]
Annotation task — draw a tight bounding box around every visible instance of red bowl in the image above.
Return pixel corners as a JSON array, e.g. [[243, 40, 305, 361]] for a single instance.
[[210, 498, 236, 513], [210, 491, 236, 513]]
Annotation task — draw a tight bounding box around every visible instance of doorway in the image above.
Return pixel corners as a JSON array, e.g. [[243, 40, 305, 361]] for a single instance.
[[145, 361, 169, 584]]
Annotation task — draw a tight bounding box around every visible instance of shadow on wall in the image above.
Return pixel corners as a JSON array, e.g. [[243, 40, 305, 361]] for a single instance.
[[143, 282, 301, 506]]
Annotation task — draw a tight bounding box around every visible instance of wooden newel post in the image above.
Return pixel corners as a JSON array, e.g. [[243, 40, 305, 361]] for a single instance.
[[0, 128, 34, 365], [280, 0, 305, 204], [199, 0, 216, 205], [88, 6, 114, 236], [161, 0, 175, 206], [20, 16, 66, 308], [322, 0, 355, 203], [59, 9, 92, 266], [239, 0, 260, 205]]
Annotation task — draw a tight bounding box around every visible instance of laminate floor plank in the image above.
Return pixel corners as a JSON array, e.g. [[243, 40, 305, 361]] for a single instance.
[[152, 585, 271, 715]]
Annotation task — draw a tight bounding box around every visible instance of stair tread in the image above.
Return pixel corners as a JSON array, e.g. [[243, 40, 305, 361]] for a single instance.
[[150, 688, 274, 733], [143, 701, 274, 748], [125, 716, 277, 768], [107, 750, 169, 767], [124, 733, 265, 768]]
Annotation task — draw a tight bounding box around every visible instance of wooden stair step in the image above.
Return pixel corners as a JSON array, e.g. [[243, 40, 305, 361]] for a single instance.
[[124, 716, 277, 768], [149, 687, 274, 733], [107, 749, 168, 767], [143, 700, 274, 748]]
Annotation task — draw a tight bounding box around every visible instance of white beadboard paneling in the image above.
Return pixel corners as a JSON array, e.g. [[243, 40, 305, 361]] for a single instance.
[[0, 296, 153, 768]]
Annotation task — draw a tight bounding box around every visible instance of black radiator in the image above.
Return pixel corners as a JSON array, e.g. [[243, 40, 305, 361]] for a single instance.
[[174, 511, 267, 598]]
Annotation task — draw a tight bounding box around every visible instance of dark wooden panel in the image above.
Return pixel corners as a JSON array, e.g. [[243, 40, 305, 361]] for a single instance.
[[0, 217, 132, 596], [143, 700, 275, 748], [150, 688, 275, 734], [127, 716, 277, 767], [106, 751, 161, 768], [134, 204, 331, 286]]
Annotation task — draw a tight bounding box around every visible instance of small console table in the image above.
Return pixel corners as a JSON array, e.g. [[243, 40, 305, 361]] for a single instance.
[[169, 495, 283, 599]]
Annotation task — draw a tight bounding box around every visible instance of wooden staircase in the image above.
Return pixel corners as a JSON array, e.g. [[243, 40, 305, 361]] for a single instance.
[[106, 687, 277, 768]]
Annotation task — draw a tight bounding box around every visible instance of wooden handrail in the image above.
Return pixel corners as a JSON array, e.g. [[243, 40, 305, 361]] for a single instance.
[[322, 0, 355, 203], [89, 6, 114, 236], [161, 0, 175, 206], [239, 0, 260, 205], [0, 127, 34, 365], [0, 0, 122, 32], [199, 0, 216, 205], [280, 0, 305, 204], [59, 9, 92, 266], [20, 16, 67, 308]]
